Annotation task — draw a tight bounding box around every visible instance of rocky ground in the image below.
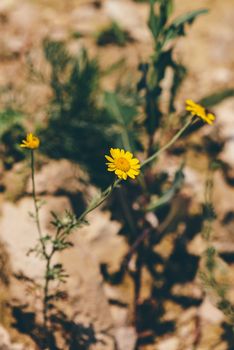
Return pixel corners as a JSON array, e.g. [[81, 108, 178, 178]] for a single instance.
[[0, 0, 234, 349]]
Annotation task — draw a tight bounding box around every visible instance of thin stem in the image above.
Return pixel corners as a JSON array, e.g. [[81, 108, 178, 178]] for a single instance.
[[121, 129, 132, 152], [30, 150, 50, 329], [141, 117, 193, 168], [43, 226, 62, 329], [78, 178, 121, 222], [43, 259, 50, 328], [31, 150, 43, 240]]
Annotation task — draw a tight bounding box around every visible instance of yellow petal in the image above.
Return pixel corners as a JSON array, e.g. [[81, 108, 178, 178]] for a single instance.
[[125, 151, 133, 160], [115, 169, 122, 176], [207, 113, 215, 121], [127, 171, 136, 179], [131, 164, 140, 170], [130, 169, 140, 175], [105, 155, 114, 162], [130, 158, 139, 165], [110, 148, 120, 159]]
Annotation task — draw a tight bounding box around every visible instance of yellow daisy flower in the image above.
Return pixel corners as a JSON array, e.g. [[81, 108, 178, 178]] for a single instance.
[[105, 148, 140, 180], [186, 99, 215, 125], [20, 133, 40, 149]]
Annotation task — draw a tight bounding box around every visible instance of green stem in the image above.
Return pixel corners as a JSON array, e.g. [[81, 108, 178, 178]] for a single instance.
[[78, 178, 121, 222], [141, 117, 193, 168], [30, 150, 49, 328], [121, 129, 132, 152], [43, 259, 50, 328], [31, 150, 43, 240]]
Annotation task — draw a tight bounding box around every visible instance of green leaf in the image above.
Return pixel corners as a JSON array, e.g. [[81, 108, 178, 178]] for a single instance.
[[0, 109, 23, 136], [171, 8, 208, 27], [199, 88, 234, 108], [169, 61, 187, 113], [146, 163, 185, 212], [163, 8, 208, 43], [96, 21, 131, 47], [148, 0, 160, 39], [104, 92, 137, 127], [158, 0, 174, 30], [102, 58, 126, 77]]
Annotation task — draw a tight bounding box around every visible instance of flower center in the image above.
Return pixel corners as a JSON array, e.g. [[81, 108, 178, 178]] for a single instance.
[[115, 157, 130, 172], [192, 105, 205, 116]]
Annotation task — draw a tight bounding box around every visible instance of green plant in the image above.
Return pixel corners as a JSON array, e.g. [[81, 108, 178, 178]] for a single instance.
[[96, 21, 133, 46], [38, 41, 116, 187], [0, 109, 26, 169], [200, 163, 234, 325]]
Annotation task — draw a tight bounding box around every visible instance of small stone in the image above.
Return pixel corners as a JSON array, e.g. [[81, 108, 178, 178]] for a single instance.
[[157, 336, 179, 350], [199, 297, 224, 323], [115, 327, 137, 350]]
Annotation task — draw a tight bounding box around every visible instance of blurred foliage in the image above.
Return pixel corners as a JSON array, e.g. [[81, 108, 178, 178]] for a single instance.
[[104, 90, 143, 152], [0, 109, 25, 169], [138, 1, 208, 140], [199, 88, 234, 108], [145, 162, 184, 212], [200, 166, 234, 325], [38, 40, 116, 186], [96, 21, 133, 46]]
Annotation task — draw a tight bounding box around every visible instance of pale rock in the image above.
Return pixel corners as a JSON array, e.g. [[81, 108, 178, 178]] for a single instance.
[[0, 195, 119, 347], [0, 195, 71, 301], [157, 336, 179, 350], [76, 210, 127, 273], [71, 5, 108, 35], [59, 209, 127, 348], [61, 230, 116, 349], [104, 273, 135, 307], [109, 305, 128, 328], [26, 159, 92, 196], [213, 171, 234, 218], [10, 3, 39, 32], [220, 139, 234, 182], [3, 35, 25, 55], [104, 0, 151, 42], [215, 99, 234, 140], [115, 326, 137, 350], [0, 325, 30, 350], [0, 0, 16, 12], [199, 297, 224, 323], [187, 234, 206, 256], [183, 167, 205, 203], [215, 98, 234, 181], [213, 67, 233, 84], [221, 139, 234, 165], [178, 307, 197, 325], [0, 325, 10, 347]]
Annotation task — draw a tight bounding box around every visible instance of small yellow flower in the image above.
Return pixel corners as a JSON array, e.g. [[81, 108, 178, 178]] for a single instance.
[[186, 99, 215, 125], [105, 148, 140, 180], [20, 133, 40, 149]]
